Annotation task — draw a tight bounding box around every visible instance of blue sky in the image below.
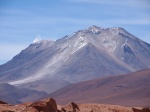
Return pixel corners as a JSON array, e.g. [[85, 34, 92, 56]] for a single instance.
[[0, 0, 150, 65]]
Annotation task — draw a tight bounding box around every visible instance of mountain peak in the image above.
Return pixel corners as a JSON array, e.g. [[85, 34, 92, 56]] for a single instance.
[[87, 25, 126, 34], [88, 25, 101, 33], [88, 25, 100, 29], [88, 25, 125, 31]]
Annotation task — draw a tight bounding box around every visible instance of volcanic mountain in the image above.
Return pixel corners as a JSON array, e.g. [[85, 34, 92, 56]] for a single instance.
[[0, 25, 150, 93]]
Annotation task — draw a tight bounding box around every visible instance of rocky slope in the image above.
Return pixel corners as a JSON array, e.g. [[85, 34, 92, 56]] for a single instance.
[[48, 69, 150, 107], [0, 26, 150, 94], [1, 98, 149, 112]]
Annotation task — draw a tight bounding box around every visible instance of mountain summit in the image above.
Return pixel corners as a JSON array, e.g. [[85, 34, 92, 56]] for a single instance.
[[0, 25, 150, 93]]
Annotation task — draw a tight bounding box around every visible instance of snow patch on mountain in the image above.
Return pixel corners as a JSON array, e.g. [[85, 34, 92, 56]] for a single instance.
[[102, 38, 117, 52], [121, 39, 128, 48], [72, 35, 87, 54]]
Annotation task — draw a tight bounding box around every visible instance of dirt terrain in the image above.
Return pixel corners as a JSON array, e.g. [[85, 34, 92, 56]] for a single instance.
[[0, 98, 149, 112]]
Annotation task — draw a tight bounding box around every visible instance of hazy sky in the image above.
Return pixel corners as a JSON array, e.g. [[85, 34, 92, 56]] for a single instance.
[[0, 0, 150, 65]]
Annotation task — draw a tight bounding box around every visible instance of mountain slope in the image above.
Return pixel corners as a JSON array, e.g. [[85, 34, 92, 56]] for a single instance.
[[18, 79, 71, 93], [0, 83, 47, 104], [48, 69, 150, 107], [0, 40, 54, 81], [0, 25, 150, 93]]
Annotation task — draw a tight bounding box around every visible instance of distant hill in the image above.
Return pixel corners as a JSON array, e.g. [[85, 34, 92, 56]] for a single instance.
[[0, 83, 47, 104], [48, 69, 150, 107]]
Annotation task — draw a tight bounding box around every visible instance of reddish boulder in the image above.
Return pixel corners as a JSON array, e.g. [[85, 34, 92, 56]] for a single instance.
[[61, 102, 80, 112], [28, 98, 57, 112], [0, 98, 58, 112], [0, 101, 8, 104], [133, 108, 150, 112]]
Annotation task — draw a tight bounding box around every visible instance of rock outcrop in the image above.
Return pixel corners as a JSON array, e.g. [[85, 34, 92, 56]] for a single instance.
[[133, 107, 150, 112], [0, 98, 58, 112], [0, 100, 8, 104], [29, 98, 57, 112], [0, 98, 150, 112], [61, 102, 80, 112]]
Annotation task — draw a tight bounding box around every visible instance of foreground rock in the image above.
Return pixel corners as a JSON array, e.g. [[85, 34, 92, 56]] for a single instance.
[[0, 98, 57, 112], [0, 100, 8, 104], [26, 98, 57, 112], [0, 99, 150, 112], [132, 107, 150, 112], [61, 102, 80, 112]]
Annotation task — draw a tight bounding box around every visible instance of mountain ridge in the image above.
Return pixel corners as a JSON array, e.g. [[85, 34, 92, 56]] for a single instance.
[[0, 25, 150, 94]]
